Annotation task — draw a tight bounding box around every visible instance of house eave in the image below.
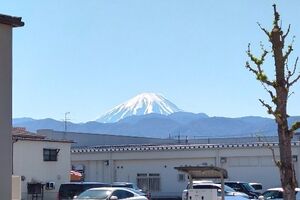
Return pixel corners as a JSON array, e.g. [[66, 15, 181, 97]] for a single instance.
[[0, 14, 24, 27]]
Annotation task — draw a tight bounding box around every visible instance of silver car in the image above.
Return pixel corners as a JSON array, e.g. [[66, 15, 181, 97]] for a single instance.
[[73, 187, 148, 200]]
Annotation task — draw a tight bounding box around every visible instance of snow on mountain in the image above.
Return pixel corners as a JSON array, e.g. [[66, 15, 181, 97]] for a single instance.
[[96, 93, 183, 123]]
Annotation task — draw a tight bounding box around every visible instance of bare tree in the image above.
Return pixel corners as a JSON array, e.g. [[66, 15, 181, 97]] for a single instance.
[[246, 4, 300, 200]]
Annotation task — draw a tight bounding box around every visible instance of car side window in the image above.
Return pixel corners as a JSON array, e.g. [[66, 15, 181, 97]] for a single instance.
[[253, 185, 262, 190], [112, 190, 134, 199], [274, 191, 283, 199], [227, 183, 242, 192], [236, 185, 243, 191]]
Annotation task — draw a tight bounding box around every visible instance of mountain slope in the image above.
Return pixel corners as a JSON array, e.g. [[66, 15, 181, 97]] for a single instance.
[[13, 118, 69, 132], [169, 112, 209, 125], [13, 117, 35, 124], [96, 93, 182, 123], [13, 114, 297, 138]]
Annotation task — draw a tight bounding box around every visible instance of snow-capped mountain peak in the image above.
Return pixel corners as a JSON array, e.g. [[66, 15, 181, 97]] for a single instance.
[[96, 93, 183, 123]]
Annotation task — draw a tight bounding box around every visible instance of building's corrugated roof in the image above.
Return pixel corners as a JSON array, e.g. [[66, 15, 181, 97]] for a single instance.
[[71, 141, 300, 153], [12, 127, 73, 143], [0, 14, 24, 27], [14, 137, 74, 143]]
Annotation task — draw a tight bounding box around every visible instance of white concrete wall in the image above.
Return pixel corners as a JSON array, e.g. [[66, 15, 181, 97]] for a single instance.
[[13, 140, 71, 200], [114, 158, 215, 197], [71, 144, 300, 198], [0, 23, 13, 200]]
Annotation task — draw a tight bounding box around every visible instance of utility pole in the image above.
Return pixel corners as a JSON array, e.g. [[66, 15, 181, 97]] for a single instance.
[[63, 112, 70, 139], [177, 132, 181, 144]]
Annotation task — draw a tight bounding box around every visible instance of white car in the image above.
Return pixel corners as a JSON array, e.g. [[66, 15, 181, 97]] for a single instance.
[[111, 182, 143, 192], [73, 187, 148, 200], [260, 188, 300, 200], [182, 182, 249, 200]]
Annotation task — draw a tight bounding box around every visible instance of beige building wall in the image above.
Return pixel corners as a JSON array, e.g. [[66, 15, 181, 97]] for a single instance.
[[0, 14, 23, 200], [0, 23, 13, 200], [12, 176, 21, 200], [13, 140, 71, 200]]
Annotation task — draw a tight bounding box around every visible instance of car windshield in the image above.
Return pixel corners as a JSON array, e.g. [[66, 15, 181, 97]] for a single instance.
[[224, 185, 236, 193], [193, 184, 235, 194], [127, 188, 145, 195], [263, 191, 283, 199], [77, 189, 112, 199], [241, 183, 256, 192], [114, 183, 141, 191], [131, 184, 141, 190]]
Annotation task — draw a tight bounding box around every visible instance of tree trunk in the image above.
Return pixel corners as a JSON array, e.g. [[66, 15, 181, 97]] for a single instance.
[[246, 5, 299, 200], [272, 24, 296, 200], [278, 125, 296, 200]]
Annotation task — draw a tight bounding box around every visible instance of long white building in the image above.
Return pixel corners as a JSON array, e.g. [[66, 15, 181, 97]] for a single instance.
[[71, 141, 300, 199]]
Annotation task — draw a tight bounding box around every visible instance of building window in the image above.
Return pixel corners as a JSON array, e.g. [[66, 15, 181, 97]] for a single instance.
[[178, 174, 186, 182], [43, 148, 59, 161], [137, 173, 160, 192]]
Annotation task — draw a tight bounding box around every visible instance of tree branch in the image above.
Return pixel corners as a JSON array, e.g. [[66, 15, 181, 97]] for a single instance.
[[245, 61, 258, 73], [287, 57, 299, 88], [288, 91, 295, 99], [283, 45, 293, 62], [268, 145, 281, 168], [262, 84, 277, 104], [246, 44, 273, 86], [259, 136, 281, 168], [282, 24, 291, 41], [257, 22, 271, 38], [257, 135, 281, 168], [259, 99, 276, 117], [290, 57, 299, 77], [285, 59, 290, 78], [289, 73, 300, 87], [258, 78, 277, 104], [283, 37, 295, 62], [272, 4, 280, 27], [247, 44, 269, 66], [289, 122, 300, 133], [245, 62, 274, 86]]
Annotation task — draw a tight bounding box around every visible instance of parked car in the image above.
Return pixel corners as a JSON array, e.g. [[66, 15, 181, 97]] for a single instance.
[[111, 182, 150, 199], [182, 182, 249, 200], [58, 182, 111, 200], [73, 187, 148, 200], [222, 181, 260, 199], [111, 182, 143, 192], [182, 181, 214, 200], [249, 183, 263, 193], [260, 188, 300, 200]]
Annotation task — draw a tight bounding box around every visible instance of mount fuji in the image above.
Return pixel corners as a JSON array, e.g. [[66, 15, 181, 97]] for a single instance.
[[13, 92, 300, 138], [96, 93, 183, 123]]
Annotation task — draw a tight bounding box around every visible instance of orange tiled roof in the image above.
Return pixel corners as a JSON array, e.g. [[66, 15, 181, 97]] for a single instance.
[[12, 127, 46, 139]]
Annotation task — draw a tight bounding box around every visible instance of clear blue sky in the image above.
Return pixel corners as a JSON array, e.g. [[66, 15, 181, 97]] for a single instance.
[[1, 0, 300, 122]]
